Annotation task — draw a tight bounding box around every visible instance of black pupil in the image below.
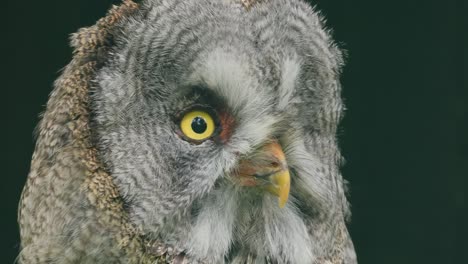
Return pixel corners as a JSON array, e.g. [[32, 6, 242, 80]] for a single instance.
[[191, 117, 207, 134]]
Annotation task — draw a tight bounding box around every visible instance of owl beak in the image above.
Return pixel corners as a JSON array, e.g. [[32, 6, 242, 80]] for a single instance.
[[263, 169, 291, 208], [234, 140, 291, 208]]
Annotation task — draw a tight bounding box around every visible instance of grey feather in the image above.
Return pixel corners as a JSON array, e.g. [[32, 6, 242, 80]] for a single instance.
[[18, 0, 357, 263]]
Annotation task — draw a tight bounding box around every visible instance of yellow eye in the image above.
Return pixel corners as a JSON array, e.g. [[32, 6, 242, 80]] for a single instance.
[[180, 110, 216, 141]]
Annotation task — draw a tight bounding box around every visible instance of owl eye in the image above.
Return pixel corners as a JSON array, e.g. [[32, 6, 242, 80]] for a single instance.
[[180, 110, 216, 141]]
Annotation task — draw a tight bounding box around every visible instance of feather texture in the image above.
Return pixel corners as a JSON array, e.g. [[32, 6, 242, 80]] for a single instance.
[[18, 0, 357, 263]]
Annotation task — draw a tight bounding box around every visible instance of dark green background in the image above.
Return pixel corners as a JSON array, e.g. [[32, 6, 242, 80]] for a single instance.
[[3, 0, 466, 263]]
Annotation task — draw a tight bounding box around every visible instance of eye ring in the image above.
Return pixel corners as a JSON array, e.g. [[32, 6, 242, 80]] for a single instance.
[[179, 110, 216, 141]]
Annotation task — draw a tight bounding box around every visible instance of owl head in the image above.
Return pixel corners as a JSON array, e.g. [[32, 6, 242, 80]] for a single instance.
[[91, 0, 348, 262]]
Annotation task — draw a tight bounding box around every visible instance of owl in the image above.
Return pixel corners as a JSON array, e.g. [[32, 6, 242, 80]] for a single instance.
[[18, 0, 357, 263]]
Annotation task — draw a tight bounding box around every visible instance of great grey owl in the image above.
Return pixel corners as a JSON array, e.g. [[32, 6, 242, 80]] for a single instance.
[[18, 0, 357, 263]]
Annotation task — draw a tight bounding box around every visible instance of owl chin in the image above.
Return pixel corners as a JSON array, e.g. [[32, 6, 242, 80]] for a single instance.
[[150, 140, 316, 264], [171, 182, 315, 264]]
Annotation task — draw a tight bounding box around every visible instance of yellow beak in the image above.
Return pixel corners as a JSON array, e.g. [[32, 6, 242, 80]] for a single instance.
[[264, 169, 291, 208], [234, 140, 291, 208]]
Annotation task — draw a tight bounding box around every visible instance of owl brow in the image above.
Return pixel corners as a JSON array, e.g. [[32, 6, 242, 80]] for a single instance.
[[179, 85, 229, 112]]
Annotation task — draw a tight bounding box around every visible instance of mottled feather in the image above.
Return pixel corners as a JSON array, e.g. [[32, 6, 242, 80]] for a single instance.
[[18, 0, 356, 263]]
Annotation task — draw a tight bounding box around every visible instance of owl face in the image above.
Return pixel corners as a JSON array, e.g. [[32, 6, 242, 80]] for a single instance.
[[91, 0, 345, 262]]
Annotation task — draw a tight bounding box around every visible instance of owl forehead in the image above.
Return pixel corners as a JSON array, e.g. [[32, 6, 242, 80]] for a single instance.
[[123, 0, 308, 110], [103, 0, 339, 130], [186, 47, 301, 116]]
